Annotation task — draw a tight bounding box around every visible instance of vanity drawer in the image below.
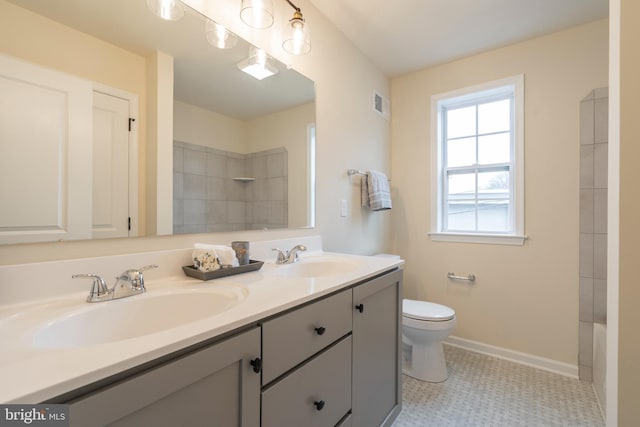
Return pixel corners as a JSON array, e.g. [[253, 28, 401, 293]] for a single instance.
[[262, 336, 352, 427], [262, 289, 352, 384]]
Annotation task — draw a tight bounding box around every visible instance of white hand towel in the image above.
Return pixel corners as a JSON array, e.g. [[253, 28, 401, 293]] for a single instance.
[[192, 244, 221, 272], [361, 170, 392, 211], [193, 244, 239, 271], [216, 246, 240, 267]]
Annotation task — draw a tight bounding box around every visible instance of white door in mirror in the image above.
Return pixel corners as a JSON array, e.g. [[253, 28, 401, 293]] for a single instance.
[[0, 54, 92, 244], [92, 92, 131, 239]]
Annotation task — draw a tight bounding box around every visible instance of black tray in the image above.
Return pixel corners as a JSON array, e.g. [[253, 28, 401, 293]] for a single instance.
[[182, 259, 264, 281]]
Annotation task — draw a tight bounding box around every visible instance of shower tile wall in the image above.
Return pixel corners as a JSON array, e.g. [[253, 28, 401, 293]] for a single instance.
[[578, 88, 608, 381], [173, 142, 288, 234]]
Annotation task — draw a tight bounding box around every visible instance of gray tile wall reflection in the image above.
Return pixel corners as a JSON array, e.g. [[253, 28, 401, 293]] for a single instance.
[[578, 88, 608, 381], [173, 142, 288, 233]]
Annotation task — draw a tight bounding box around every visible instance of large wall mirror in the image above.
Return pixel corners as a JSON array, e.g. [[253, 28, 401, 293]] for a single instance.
[[0, 0, 316, 245]]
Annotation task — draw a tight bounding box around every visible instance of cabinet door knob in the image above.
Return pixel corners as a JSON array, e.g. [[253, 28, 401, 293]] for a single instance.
[[314, 400, 325, 411], [355, 303, 364, 313], [250, 357, 262, 373], [314, 326, 326, 335]]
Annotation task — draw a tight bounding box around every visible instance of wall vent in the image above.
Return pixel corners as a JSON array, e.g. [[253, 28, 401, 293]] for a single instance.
[[373, 91, 390, 120]]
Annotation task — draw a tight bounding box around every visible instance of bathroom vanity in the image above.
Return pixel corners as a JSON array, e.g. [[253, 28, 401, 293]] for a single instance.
[[0, 237, 403, 427], [66, 269, 402, 427]]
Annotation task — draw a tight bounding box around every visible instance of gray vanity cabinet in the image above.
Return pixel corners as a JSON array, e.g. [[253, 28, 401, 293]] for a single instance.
[[352, 269, 403, 427], [261, 289, 353, 426], [62, 268, 403, 427], [261, 289, 353, 384], [67, 327, 261, 427], [262, 336, 352, 427]]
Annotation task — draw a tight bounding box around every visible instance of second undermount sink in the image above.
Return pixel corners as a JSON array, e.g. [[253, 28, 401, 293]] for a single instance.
[[30, 289, 245, 349], [274, 256, 363, 278]]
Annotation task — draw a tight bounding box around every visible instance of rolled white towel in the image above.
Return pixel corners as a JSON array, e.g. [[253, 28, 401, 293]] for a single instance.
[[192, 244, 220, 272], [193, 244, 239, 271], [216, 246, 240, 267]]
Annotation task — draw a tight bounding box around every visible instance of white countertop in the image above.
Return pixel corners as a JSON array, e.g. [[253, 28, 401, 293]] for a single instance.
[[0, 248, 403, 403]]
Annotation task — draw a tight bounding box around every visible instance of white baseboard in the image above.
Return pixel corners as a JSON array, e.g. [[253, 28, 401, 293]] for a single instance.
[[445, 335, 579, 379]]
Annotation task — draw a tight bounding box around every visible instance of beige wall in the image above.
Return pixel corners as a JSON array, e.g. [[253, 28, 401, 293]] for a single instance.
[[174, 100, 247, 152], [0, 0, 390, 264], [145, 51, 174, 236], [391, 20, 608, 365], [617, 0, 640, 423]]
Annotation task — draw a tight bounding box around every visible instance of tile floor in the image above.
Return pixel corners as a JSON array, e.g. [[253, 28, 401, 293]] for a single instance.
[[393, 345, 604, 427]]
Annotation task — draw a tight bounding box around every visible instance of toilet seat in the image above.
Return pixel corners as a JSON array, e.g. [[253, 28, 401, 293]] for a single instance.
[[403, 299, 455, 322]]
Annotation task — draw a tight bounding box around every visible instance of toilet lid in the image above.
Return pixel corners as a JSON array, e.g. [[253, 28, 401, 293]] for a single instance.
[[403, 299, 455, 321]]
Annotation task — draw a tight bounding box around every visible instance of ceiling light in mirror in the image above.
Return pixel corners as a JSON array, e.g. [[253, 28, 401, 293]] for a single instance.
[[238, 46, 279, 80], [205, 20, 238, 49], [282, 9, 311, 55], [146, 0, 184, 21], [240, 0, 274, 29]]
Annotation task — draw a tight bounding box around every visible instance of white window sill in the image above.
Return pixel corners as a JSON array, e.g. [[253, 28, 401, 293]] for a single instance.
[[429, 232, 528, 246]]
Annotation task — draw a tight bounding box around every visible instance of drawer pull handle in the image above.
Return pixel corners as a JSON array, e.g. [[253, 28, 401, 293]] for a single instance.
[[314, 400, 325, 411], [355, 303, 364, 313], [314, 326, 326, 335], [250, 357, 262, 374]]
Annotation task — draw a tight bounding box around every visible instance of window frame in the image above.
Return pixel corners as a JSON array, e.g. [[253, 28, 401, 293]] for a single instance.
[[429, 75, 526, 245]]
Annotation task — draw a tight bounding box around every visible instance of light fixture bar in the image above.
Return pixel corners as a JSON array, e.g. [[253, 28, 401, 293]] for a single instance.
[[284, 0, 300, 13]]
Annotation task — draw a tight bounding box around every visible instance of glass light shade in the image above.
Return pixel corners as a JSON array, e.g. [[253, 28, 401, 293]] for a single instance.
[[146, 0, 184, 21], [205, 20, 238, 49], [240, 0, 274, 29], [237, 46, 278, 80], [282, 11, 311, 55]]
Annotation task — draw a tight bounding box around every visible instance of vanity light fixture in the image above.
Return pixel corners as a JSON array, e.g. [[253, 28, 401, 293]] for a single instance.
[[240, 0, 275, 29], [282, 0, 311, 55], [237, 46, 279, 80], [205, 20, 238, 49], [146, 0, 184, 21]]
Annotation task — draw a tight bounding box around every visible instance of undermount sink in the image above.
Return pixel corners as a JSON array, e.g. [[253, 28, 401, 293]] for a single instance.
[[30, 289, 244, 349], [274, 256, 363, 278]]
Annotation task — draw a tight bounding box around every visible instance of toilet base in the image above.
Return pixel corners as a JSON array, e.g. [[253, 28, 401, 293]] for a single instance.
[[402, 341, 448, 383]]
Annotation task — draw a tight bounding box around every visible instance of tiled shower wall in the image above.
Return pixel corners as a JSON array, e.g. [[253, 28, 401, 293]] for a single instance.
[[578, 88, 608, 381], [173, 142, 288, 234]]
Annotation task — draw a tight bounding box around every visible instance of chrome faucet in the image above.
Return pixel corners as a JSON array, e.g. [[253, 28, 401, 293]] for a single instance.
[[272, 245, 307, 264], [72, 265, 158, 303]]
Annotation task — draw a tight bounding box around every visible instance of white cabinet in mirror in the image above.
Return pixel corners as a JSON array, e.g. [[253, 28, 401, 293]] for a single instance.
[[0, 0, 316, 245]]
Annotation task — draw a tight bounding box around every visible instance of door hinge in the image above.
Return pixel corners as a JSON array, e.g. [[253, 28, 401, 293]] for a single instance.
[[128, 118, 135, 132], [128, 217, 131, 231]]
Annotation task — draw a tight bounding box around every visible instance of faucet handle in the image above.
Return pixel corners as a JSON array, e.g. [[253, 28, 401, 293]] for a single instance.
[[272, 248, 287, 264], [118, 265, 158, 290], [72, 273, 110, 302], [288, 245, 307, 263]]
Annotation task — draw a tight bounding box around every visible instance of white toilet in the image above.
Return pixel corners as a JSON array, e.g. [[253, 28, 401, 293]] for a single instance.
[[402, 298, 456, 383]]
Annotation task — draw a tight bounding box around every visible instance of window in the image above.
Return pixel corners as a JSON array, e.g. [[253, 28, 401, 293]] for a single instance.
[[430, 75, 525, 245]]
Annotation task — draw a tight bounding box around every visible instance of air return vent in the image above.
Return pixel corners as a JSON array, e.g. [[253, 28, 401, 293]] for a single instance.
[[373, 91, 390, 120]]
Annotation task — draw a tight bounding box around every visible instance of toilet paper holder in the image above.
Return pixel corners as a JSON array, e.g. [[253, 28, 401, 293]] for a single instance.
[[447, 272, 476, 282]]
